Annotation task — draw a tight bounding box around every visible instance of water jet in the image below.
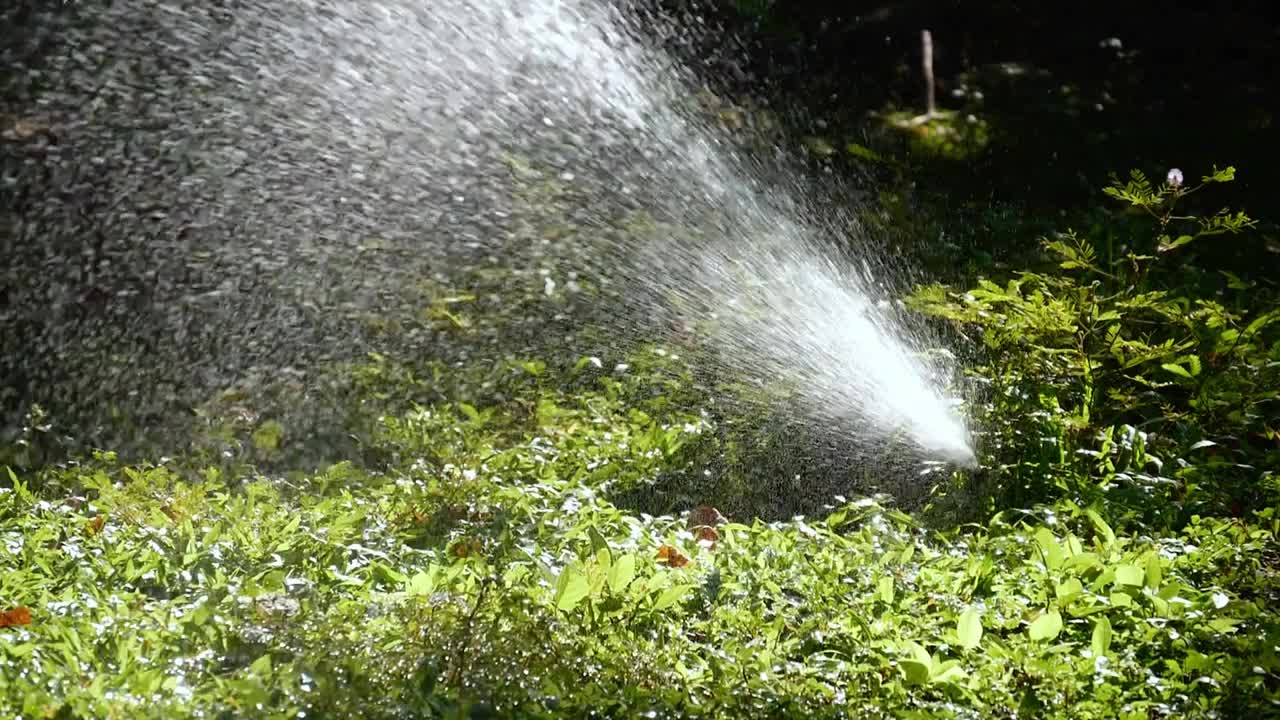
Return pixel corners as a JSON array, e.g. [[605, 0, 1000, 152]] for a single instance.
[[3, 0, 975, 471]]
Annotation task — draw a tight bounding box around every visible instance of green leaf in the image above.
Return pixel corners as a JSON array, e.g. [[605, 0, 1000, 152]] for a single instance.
[[249, 654, 273, 677], [1157, 235, 1195, 253], [1110, 592, 1134, 608], [907, 641, 932, 667], [554, 564, 591, 612], [898, 641, 934, 685], [1186, 355, 1202, 376], [1055, 578, 1084, 600], [1028, 610, 1063, 641], [932, 660, 969, 684], [845, 142, 884, 162], [877, 575, 895, 605], [1114, 564, 1144, 587], [899, 659, 932, 686], [252, 420, 284, 451], [406, 567, 438, 596], [1203, 165, 1236, 183], [1144, 554, 1164, 590], [1034, 527, 1065, 569], [587, 526, 613, 564], [957, 608, 983, 650], [607, 554, 636, 594], [1207, 617, 1241, 634], [1091, 617, 1113, 657], [825, 508, 848, 529], [652, 584, 691, 612], [1084, 509, 1116, 547], [1160, 363, 1192, 379], [1219, 270, 1253, 290]]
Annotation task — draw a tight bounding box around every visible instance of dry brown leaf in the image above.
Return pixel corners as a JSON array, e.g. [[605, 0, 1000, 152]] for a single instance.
[[0, 607, 32, 628], [687, 505, 726, 550], [655, 544, 690, 568]]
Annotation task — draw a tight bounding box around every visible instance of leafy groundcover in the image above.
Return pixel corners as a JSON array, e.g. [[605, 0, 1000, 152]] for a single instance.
[[2, 167, 1279, 719]]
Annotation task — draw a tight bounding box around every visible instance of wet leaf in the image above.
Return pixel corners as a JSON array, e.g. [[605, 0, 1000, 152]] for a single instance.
[[1114, 564, 1144, 587], [957, 607, 983, 650], [1091, 617, 1113, 657], [607, 553, 636, 593], [877, 575, 895, 605], [554, 564, 591, 612], [652, 584, 691, 612], [252, 420, 285, 451], [899, 659, 931, 686], [1028, 610, 1063, 641]]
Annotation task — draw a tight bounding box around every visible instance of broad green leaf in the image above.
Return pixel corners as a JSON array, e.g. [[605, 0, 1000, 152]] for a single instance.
[[249, 654, 273, 677], [932, 659, 969, 684], [1114, 564, 1144, 587], [899, 660, 931, 686], [877, 575, 895, 605], [1091, 617, 1113, 657], [825, 508, 848, 529], [652, 584, 691, 612], [957, 608, 983, 650], [1144, 554, 1163, 590], [1064, 534, 1084, 557], [1110, 591, 1134, 608], [554, 565, 591, 612], [1056, 578, 1084, 600], [406, 567, 439, 596], [1064, 552, 1104, 573], [1184, 650, 1214, 674], [607, 553, 637, 594], [1028, 610, 1063, 641], [1207, 617, 1241, 634], [906, 641, 932, 668], [189, 603, 213, 627], [1161, 363, 1192, 379], [1034, 528, 1065, 569]]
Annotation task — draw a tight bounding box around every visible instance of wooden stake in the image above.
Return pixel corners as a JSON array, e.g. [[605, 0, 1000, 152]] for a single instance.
[[922, 29, 937, 117]]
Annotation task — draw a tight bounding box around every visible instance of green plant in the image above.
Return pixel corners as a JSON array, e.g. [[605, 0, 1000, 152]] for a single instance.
[[909, 165, 1279, 528]]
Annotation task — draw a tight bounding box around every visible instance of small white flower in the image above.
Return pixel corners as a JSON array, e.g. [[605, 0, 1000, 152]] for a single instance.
[[1166, 168, 1184, 188]]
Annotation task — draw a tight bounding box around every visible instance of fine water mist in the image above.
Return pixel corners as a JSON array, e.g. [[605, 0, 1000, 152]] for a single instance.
[[2, 0, 974, 468]]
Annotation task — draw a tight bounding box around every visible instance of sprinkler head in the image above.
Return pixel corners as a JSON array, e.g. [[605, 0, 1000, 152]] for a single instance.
[[951, 447, 980, 470], [930, 441, 979, 470]]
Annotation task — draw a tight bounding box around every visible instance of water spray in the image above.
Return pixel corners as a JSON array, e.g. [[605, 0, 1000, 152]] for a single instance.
[[3, 0, 976, 469]]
